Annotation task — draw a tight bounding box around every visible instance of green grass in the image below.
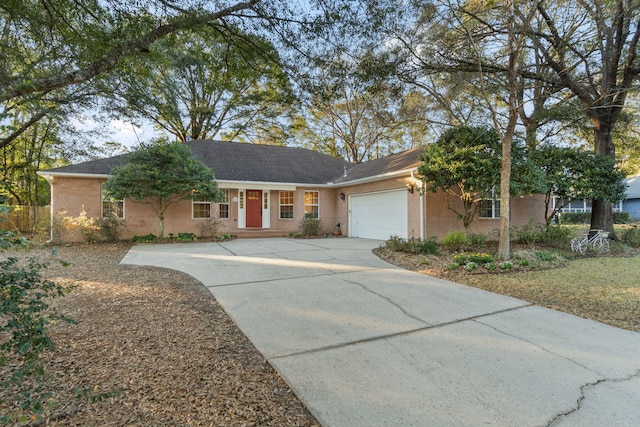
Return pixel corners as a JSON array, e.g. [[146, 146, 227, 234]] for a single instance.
[[458, 255, 640, 333]]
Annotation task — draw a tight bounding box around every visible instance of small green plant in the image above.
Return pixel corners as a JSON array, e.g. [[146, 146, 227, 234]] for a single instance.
[[131, 233, 158, 243], [484, 262, 497, 271], [453, 253, 469, 264], [445, 262, 460, 270], [177, 232, 197, 242], [463, 261, 479, 271], [518, 259, 530, 267], [442, 230, 468, 251], [299, 215, 321, 237], [499, 261, 513, 270], [289, 232, 303, 238]]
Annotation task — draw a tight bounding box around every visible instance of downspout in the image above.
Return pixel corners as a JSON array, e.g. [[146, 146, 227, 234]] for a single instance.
[[43, 173, 54, 243], [411, 170, 425, 240]]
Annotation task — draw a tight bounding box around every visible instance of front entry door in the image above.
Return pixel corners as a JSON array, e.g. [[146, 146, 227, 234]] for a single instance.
[[246, 190, 262, 227]]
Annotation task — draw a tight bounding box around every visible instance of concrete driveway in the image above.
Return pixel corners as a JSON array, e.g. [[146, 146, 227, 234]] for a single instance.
[[121, 238, 640, 426]]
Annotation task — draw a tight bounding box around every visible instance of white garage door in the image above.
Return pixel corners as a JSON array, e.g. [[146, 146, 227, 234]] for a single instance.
[[349, 189, 408, 240]]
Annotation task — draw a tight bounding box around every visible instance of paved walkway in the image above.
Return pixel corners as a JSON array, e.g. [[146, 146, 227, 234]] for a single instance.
[[121, 238, 640, 426]]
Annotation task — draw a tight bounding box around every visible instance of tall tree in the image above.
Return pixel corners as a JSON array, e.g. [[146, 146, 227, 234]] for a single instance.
[[103, 140, 221, 238], [296, 52, 429, 163], [112, 27, 295, 143]]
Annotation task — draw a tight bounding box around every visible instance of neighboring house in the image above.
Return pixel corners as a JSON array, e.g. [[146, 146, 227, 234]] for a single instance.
[[37, 140, 546, 242], [623, 176, 640, 220]]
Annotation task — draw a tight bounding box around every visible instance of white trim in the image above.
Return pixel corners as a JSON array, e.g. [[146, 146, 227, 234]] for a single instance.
[[238, 189, 246, 228], [332, 168, 416, 188], [37, 171, 110, 179], [262, 191, 270, 228]]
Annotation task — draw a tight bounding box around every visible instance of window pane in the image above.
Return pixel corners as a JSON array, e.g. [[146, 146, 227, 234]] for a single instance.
[[280, 205, 294, 219], [280, 191, 294, 219], [193, 202, 211, 219]]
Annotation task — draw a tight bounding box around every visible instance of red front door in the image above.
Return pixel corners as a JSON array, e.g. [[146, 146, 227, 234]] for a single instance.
[[246, 190, 262, 227]]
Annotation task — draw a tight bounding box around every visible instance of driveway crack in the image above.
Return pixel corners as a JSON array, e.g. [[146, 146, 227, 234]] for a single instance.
[[340, 277, 429, 325], [545, 369, 640, 426]]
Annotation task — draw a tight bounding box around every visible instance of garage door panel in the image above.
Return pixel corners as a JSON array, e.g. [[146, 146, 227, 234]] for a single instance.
[[350, 190, 407, 240]]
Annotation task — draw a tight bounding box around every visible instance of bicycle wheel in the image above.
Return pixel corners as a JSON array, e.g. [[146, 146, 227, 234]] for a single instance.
[[593, 238, 610, 254], [571, 237, 585, 254]]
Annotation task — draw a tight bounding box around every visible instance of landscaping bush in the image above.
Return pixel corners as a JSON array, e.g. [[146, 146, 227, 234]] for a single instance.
[[560, 212, 631, 224], [467, 232, 487, 247], [96, 215, 124, 242], [620, 225, 640, 248], [442, 230, 468, 251], [299, 215, 321, 237], [0, 257, 75, 422], [414, 236, 440, 255], [513, 223, 538, 245], [382, 236, 440, 255], [536, 226, 573, 246]]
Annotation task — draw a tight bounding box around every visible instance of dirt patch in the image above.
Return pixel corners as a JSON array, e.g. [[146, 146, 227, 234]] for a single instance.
[[1, 243, 319, 426]]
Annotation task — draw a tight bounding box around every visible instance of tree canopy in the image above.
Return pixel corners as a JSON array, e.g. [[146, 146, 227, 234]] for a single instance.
[[417, 126, 542, 229], [532, 146, 627, 227], [103, 140, 221, 238]]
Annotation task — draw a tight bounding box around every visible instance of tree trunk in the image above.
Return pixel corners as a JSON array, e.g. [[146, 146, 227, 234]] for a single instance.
[[590, 120, 617, 239]]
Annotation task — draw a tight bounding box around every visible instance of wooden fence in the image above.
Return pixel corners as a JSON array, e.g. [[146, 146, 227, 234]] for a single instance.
[[0, 205, 50, 234]]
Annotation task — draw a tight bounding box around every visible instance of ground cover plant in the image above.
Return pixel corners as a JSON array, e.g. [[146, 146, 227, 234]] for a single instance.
[[376, 226, 640, 333]]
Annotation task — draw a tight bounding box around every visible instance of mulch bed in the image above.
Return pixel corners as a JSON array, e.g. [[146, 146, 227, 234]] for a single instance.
[[1, 243, 319, 426]]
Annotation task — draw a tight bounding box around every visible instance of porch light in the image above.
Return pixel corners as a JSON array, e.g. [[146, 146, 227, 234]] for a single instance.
[[340, 192, 346, 200], [406, 183, 414, 194]]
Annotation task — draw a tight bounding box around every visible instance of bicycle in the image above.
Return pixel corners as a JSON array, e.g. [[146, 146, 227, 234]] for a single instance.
[[570, 229, 610, 254]]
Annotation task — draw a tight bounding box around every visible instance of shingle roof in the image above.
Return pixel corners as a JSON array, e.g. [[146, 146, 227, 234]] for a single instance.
[[333, 146, 426, 184], [41, 140, 426, 185]]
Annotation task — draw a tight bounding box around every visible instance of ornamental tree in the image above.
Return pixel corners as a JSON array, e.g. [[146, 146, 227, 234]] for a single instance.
[[103, 140, 221, 238], [417, 126, 543, 229], [531, 145, 627, 227]]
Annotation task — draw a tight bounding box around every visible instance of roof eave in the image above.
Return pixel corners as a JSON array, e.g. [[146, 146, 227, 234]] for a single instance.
[[37, 171, 110, 180], [329, 168, 418, 188]]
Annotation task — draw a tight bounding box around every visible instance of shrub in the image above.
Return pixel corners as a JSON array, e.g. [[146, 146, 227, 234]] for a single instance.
[[484, 262, 497, 271], [620, 226, 640, 248], [300, 215, 321, 237], [467, 232, 487, 247], [0, 257, 75, 421], [513, 223, 538, 245], [0, 230, 29, 250], [442, 230, 468, 251], [537, 226, 573, 246], [198, 218, 220, 238], [96, 215, 123, 242], [382, 236, 439, 255], [415, 236, 440, 255], [468, 253, 494, 264]]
